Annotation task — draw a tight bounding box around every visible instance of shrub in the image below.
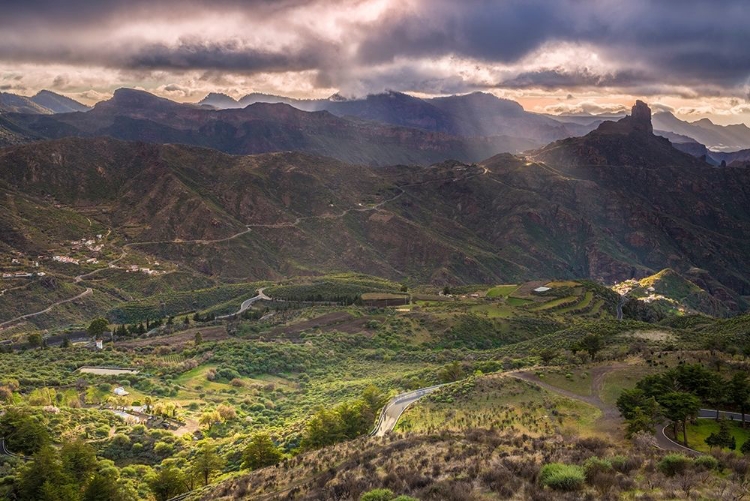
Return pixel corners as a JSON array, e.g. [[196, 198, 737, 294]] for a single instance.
[[538, 463, 585, 491], [111, 433, 131, 447], [583, 456, 612, 481], [153, 441, 174, 456], [610, 454, 641, 474], [217, 367, 241, 381], [694, 455, 719, 471], [360, 489, 394, 501], [658, 454, 693, 477]]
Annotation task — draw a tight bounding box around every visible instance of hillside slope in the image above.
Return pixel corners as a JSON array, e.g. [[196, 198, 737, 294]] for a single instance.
[[2, 105, 750, 307]]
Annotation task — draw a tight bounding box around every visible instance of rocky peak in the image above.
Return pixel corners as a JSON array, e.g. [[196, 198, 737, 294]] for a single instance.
[[590, 100, 654, 136], [631, 100, 653, 133]]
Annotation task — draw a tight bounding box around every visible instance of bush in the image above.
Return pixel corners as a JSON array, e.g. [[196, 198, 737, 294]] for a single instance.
[[153, 441, 174, 456], [694, 455, 720, 471], [360, 489, 394, 501], [610, 454, 641, 474], [583, 457, 612, 481], [658, 454, 693, 477], [216, 367, 241, 381], [539, 463, 585, 491]]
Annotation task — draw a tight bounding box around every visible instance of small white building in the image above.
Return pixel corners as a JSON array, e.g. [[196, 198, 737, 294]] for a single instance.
[[113, 387, 129, 397], [533, 286, 551, 293]]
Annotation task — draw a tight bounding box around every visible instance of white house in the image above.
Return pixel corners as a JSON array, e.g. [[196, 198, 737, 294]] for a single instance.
[[113, 387, 129, 397]]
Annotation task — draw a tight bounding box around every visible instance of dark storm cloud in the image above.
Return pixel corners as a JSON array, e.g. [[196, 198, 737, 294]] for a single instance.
[[355, 0, 576, 64], [354, 0, 750, 91], [498, 68, 655, 90], [1, 0, 749, 95], [126, 39, 329, 73], [0, 0, 318, 26]]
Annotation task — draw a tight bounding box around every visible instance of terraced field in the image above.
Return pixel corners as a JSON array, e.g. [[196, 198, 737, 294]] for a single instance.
[[486, 284, 519, 298], [558, 291, 594, 314], [524, 289, 606, 318]]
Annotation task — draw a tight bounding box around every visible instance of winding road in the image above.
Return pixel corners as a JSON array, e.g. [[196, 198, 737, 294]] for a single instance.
[[372, 384, 447, 436], [0, 288, 93, 330], [217, 288, 271, 319], [0, 437, 30, 461], [616, 294, 626, 320]]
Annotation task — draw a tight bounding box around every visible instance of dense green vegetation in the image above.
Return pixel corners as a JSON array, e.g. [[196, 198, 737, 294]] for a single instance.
[[2, 273, 750, 500]]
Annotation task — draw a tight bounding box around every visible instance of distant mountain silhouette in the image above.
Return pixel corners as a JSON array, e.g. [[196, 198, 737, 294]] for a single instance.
[[3, 88, 537, 166]]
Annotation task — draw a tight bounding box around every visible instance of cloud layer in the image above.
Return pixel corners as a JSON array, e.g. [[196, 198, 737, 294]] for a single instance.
[[1, 0, 749, 119]]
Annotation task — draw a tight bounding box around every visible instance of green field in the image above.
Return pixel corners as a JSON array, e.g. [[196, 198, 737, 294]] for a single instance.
[[685, 419, 750, 453], [537, 369, 592, 396], [600, 363, 660, 405], [529, 295, 579, 312], [486, 284, 519, 298], [469, 303, 514, 318], [507, 296, 533, 306]]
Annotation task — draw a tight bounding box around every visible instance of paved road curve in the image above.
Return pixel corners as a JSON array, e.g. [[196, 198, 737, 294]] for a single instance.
[[655, 409, 750, 455], [698, 408, 750, 422], [616, 294, 626, 320], [372, 385, 446, 436], [216, 288, 270, 319]]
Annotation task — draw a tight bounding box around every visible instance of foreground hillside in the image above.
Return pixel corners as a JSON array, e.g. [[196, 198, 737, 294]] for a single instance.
[[2, 274, 750, 500]]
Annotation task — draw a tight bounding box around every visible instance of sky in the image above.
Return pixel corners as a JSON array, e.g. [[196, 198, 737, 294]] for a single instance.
[[1, 0, 750, 125]]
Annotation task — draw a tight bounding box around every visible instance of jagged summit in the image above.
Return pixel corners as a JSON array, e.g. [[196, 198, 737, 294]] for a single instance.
[[595, 100, 653, 135], [630, 100, 653, 133]]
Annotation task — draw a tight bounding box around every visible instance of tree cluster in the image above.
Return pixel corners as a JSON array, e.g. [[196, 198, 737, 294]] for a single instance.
[[617, 364, 750, 448], [302, 386, 388, 450]]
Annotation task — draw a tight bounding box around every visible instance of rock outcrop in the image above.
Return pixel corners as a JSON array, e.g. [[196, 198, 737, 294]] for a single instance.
[[630, 100, 653, 133]]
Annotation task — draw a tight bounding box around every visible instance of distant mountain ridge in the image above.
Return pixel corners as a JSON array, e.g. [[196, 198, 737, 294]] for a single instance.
[[653, 111, 750, 152], [0, 90, 89, 114], [0, 88, 538, 166], [200, 89, 596, 143], [0, 92, 52, 114], [1, 101, 749, 311], [31, 90, 91, 113]]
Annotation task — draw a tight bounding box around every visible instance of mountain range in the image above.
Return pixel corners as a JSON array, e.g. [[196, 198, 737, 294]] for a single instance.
[[5, 88, 750, 166], [0, 90, 90, 115], [0, 88, 538, 165], [1, 101, 747, 311], [199, 90, 596, 142], [652, 111, 750, 152]]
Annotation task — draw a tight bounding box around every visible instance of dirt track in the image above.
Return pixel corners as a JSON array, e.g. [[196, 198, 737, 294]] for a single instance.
[[509, 364, 628, 430]]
